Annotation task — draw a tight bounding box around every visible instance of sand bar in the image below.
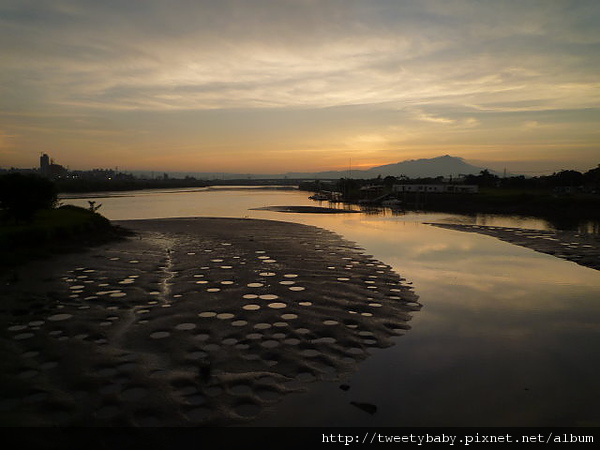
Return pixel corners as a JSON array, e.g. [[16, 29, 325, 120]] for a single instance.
[[0, 217, 419, 426], [250, 205, 359, 214]]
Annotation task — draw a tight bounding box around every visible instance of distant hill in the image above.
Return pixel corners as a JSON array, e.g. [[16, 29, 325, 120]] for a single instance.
[[285, 155, 500, 179], [366, 155, 499, 178]]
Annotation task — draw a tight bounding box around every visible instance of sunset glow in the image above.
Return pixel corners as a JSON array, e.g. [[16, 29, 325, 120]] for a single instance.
[[1, 0, 598, 174]]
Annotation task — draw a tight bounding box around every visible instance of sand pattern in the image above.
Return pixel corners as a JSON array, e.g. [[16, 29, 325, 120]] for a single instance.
[[428, 223, 600, 271], [0, 218, 420, 426]]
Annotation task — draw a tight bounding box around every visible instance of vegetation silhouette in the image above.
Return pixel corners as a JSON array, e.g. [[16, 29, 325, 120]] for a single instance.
[[300, 165, 600, 228], [0, 173, 57, 222], [0, 174, 129, 269]]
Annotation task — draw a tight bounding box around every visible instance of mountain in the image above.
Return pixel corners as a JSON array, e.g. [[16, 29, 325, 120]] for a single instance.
[[366, 155, 498, 178], [285, 155, 499, 179]]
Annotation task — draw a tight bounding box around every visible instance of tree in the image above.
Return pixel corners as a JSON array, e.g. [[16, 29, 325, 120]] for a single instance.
[[464, 169, 499, 187], [583, 165, 600, 192], [0, 173, 58, 222], [383, 176, 398, 189], [551, 170, 584, 187]]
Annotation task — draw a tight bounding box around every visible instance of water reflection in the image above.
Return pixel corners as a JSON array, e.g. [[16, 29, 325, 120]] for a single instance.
[[62, 186, 598, 234], [250, 220, 600, 427], [578, 220, 600, 235]]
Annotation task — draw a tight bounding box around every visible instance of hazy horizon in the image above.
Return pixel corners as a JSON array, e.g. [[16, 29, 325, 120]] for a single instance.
[[2, 1, 599, 175]]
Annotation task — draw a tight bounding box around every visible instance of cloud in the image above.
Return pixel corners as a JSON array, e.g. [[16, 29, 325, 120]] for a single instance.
[[463, 117, 479, 128], [2, 0, 597, 113], [522, 121, 540, 130], [1, 1, 598, 172], [415, 111, 456, 125], [0, 130, 18, 149]]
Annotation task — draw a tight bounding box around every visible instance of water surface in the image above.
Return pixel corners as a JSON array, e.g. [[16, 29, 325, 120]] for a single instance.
[[61, 187, 600, 426]]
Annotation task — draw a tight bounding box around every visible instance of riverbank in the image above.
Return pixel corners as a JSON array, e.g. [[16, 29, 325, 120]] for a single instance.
[[0, 206, 131, 270], [413, 190, 600, 229], [300, 185, 600, 230], [0, 217, 419, 426]]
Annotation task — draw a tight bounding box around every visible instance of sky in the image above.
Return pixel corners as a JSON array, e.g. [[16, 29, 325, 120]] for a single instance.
[[1, 0, 599, 175]]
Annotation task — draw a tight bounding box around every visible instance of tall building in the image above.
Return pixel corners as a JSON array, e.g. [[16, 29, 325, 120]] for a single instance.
[[40, 153, 50, 177], [39, 153, 66, 179]]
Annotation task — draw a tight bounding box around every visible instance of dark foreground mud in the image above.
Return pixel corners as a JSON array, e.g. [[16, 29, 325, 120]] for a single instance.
[[0, 217, 419, 426]]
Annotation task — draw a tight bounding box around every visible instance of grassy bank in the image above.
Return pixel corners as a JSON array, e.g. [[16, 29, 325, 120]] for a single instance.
[[0, 205, 130, 270]]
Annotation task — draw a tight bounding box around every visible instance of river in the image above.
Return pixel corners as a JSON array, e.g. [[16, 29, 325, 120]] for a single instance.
[[60, 186, 600, 426]]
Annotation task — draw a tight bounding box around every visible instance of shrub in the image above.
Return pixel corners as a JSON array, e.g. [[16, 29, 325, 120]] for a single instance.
[[0, 173, 58, 222]]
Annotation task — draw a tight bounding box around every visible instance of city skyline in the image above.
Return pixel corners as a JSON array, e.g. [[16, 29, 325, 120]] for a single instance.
[[1, 1, 599, 175]]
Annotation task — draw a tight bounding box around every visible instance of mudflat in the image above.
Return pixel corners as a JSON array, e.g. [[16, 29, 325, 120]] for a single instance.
[[0, 217, 419, 426], [250, 205, 359, 214]]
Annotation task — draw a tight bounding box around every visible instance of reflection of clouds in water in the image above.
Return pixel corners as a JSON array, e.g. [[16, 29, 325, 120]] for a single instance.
[[376, 226, 600, 353], [1, 218, 420, 426], [408, 242, 452, 257], [364, 223, 596, 301]]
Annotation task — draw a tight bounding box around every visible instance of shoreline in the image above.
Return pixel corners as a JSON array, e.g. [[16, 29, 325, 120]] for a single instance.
[[0, 217, 420, 426]]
